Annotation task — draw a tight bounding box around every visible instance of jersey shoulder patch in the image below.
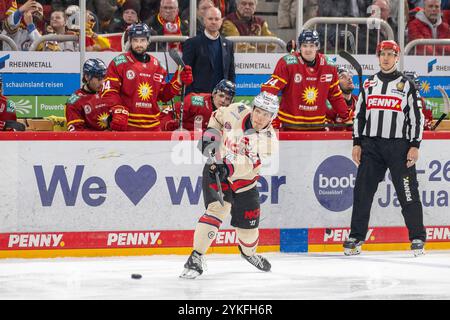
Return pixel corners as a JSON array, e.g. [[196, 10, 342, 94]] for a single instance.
[[6, 100, 15, 112], [237, 103, 247, 113], [190, 95, 205, 107], [325, 55, 337, 66], [113, 54, 128, 66], [67, 94, 81, 105], [283, 54, 298, 65]]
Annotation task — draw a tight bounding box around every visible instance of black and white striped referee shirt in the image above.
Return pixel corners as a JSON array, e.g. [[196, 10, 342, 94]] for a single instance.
[[353, 70, 424, 148]]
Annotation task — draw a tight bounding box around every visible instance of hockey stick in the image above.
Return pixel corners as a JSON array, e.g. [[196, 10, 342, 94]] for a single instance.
[[207, 153, 225, 207], [162, 50, 176, 120], [338, 50, 363, 93], [431, 87, 450, 131], [169, 48, 186, 130]]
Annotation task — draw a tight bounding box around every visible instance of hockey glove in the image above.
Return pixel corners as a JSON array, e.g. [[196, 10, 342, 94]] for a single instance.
[[208, 162, 230, 182], [109, 105, 129, 131], [180, 65, 193, 86], [164, 119, 179, 131]]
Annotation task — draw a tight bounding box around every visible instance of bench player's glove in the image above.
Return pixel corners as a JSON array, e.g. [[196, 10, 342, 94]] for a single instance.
[[180, 65, 193, 86], [109, 105, 129, 131]]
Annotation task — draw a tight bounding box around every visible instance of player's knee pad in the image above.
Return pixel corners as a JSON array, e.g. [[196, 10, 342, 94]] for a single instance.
[[236, 228, 259, 256], [193, 202, 231, 255], [204, 201, 231, 223]]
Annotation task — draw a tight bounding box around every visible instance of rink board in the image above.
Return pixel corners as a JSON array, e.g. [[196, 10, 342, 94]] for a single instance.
[[0, 131, 449, 258]]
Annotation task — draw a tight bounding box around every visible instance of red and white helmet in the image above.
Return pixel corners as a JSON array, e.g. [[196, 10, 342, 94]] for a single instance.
[[376, 40, 400, 56]]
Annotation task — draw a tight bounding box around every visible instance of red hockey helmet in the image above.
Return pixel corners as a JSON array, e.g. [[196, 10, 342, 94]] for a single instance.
[[376, 40, 400, 56]]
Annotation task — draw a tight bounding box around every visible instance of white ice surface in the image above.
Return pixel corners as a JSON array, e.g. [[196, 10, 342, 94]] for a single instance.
[[1, 251, 450, 300]]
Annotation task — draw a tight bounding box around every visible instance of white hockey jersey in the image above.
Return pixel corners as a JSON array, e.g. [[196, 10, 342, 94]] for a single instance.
[[208, 102, 278, 193]]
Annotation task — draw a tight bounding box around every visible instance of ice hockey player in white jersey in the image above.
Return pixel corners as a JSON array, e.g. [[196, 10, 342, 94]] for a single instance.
[[180, 91, 279, 279]]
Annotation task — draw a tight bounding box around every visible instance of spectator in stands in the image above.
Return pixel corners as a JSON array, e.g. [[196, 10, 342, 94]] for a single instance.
[[408, 0, 450, 55], [51, 0, 79, 11], [140, 0, 160, 22], [180, 0, 237, 21], [45, 10, 78, 51], [354, 0, 408, 54], [145, 0, 189, 51], [182, 7, 235, 95], [86, 10, 111, 51], [194, 0, 215, 35], [278, 0, 319, 29], [1, 0, 17, 22], [409, 0, 424, 9], [222, 0, 277, 53], [213, 0, 237, 17], [108, 0, 141, 33], [87, 0, 125, 33], [2, 0, 44, 51], [315, 0, 375, 53]]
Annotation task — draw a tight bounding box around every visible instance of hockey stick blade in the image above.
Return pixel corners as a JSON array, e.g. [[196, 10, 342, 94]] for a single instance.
[[432, 87, 450, 131], [169, 48, 185, 67]]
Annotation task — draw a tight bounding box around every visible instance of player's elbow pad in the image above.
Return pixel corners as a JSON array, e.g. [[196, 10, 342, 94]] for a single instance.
[[198, 127, 222, 156]]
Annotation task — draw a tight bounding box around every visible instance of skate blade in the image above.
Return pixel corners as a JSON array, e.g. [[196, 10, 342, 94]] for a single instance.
[[344, 248, 361, 256], [413, 249, 425, 257], [179, 268, 201, 279]]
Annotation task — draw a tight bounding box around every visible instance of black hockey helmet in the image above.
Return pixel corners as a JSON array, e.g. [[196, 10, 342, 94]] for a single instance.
[[83, 58, 107, 80], [213, 79, 236, 99]]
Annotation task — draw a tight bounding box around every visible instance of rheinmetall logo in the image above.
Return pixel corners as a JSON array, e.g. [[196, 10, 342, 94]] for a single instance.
[[0, 54, 11, 70], [427, 59, 450, 73], [428, 59, 437, 73], [313, 156, 357, 212]]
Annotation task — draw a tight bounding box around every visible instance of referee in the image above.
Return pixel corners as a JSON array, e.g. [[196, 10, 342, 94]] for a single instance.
[[344, 40, 426, 257]]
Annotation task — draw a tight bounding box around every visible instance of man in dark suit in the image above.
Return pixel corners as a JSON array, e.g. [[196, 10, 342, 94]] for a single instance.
[[182, 6, 235, 95]]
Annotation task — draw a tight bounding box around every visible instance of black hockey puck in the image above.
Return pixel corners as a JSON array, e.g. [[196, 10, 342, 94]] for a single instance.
[[131, 273, 142, 279]]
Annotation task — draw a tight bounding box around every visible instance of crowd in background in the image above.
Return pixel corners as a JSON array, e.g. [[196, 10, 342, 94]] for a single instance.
[[0, 0, 449, 54]]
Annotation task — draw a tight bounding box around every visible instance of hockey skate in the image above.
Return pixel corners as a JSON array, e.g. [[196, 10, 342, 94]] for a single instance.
[[238, 245, 271, 272], [180, 250, 206, 279], [343, 238, 364, 256], [411, 239, 425, 257]]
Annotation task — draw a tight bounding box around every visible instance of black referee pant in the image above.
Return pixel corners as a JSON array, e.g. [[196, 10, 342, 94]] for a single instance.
[[350, 137, 426, 242]]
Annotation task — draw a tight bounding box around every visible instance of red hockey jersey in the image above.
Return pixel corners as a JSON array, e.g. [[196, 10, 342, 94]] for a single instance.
[[0, 94, 17, 131], [261, 52, 350, 130], [421, 96, 434, 131], [101, 52, 180, 131], [326, 94, 358, 131], [65, 89, 110, 131], [160, 93, 216, 131]]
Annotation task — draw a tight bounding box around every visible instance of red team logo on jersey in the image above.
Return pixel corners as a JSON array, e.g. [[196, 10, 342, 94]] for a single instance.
[[367, 95, 402, 112]]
